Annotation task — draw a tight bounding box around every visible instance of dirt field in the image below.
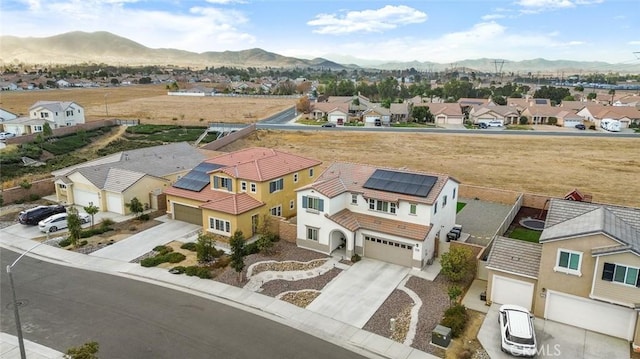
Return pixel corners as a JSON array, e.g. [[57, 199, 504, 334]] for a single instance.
[[222, 130, 640, 207], [0, 84, 295, 125]]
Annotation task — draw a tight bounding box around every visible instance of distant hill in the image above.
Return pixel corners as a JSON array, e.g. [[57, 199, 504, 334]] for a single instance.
[[1, 31, 638, 73]]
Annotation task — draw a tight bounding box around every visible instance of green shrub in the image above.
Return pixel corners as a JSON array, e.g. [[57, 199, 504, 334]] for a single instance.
[[180, 242, 197, 251], [351, 253, 361, 262], [212, 255, 231, 269], [140, 251, 185, 267], [245, 241, 259, 255], [101, 218, 115, 228], [153, 245, 172, 254], [14, 198, 25, 204], [139, 213, 150, 221], [165, 252, 186, 263], [28, 193, 41, 201], [440, 304, 468, 338], [184, 266, 212, 279], [140, 257, 161, 267], [80, 227, 113, 238], [170, 266, 186, 274], [58, 238, 72, 247], [79, 240, 88, 247]]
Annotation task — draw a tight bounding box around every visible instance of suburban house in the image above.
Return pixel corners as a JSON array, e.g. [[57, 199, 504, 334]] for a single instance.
[[520, 105, 562, 125], [555, 110, 585, 127], [468, 105, 520, 126], [362, 107, 391, 127], [577, 105, 640, 128], [164, 147, 322, 240], [0, 108, 19, 131], [486, 198, 640, 348], [52, 142, 205, 214], [1, 101, 86, 135], [415, 103, 465, 125], [295, 162, 460, 269]]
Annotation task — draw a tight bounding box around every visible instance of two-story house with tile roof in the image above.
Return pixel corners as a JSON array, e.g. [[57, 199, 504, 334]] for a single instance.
[[52, 142, 205, 214], [295, 162, 459, 269], [486, 198, 640, 349], [164, 147, 322, 240]]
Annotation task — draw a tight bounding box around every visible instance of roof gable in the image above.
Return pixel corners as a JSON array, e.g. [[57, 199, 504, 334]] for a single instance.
[[487, 236, 542, 278]]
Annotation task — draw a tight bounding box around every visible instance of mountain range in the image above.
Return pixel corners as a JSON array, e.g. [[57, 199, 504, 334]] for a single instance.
[[1, 31, 639, 74]]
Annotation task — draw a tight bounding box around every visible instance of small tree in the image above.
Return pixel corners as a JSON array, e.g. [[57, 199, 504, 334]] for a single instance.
[[126, 197, 144, 218], [65, 341, 99, 359], [448, 285, 463, 307], [229, 230, 246, 282], [440, 246, 474, 282], [196, 232, 217, 263], [43, 122, 53, 139], [519, 116, 529, 125], [83, 204, 99, 228], [67, 206, 83, 248]]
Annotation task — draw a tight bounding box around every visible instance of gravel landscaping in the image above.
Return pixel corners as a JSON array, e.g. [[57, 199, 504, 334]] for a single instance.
[[259, 267, 342, 297], [363, 290, 414, 341], [405, 275, 451, 357]]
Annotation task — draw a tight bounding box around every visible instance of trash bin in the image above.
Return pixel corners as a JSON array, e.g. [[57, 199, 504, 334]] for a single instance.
[[432, 325, 452, 347]]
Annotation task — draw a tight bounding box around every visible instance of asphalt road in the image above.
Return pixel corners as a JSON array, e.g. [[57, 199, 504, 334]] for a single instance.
[[0, 249, 367, 359]]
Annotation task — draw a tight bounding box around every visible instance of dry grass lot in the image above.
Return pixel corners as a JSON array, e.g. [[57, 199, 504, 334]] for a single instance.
[[222, 130, 640, 208], [0, 84, 294, 125]]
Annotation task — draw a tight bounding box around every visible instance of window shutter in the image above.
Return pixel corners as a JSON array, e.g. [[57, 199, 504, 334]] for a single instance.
[[302, 196, 308, 208], [602, 262, 615, 281], [270, 181, 275, 193], [213, 176, 219, 188], [319, 199, 324, 211], [278, 178, 284, 189], [636, 270, 640, 288]]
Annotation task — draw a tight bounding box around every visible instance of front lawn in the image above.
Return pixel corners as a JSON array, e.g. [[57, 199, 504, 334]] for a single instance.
[[509, 227, 541, 243], [456, 202, 467, 213]]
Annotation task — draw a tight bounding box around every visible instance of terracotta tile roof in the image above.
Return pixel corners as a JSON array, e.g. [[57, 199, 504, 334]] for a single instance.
[[300, 162, 456, 205], [200, 193, 264, 215], [311, 102, 349, 113], [328, 209, 431, 241], [164, 185, 231, 202], [205, 147, 321, 181], [413, 103, 463, 116]]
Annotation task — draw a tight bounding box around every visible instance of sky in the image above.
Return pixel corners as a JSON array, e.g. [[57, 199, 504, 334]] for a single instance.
[[1, 0, 639, 65]]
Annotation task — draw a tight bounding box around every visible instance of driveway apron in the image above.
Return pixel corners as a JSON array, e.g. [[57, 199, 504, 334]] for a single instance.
[[89, 220, 200, 262], [306, 258, 409, 328]]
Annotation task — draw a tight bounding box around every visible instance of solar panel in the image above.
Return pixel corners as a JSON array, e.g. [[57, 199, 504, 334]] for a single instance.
[[363, 169, 437, 197], [173, 162, 222, 192]]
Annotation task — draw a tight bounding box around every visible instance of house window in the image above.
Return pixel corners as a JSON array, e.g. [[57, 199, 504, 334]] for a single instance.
[[293, 173, 299, 183], [453, 188, 456, 199], [443, 195, 448, 207], [351, 193, 358, 205], [250, 183, 256, 193], [40, 112, 49, 118], [603, 263, 640, 287], [269, 178, 284, 193], [57, 184, 67, 189], [33, 125, 43, 132], [410, 203, 417, 215], [66, 110, 73, 116], [213, 176, 232, 191], [309, 168, 314, 177], [241, 181, 247, 192], [434, 201, 438, 215], [302, 196, 324, 212], [209, 218, 230, 234], [555, 249, 582, 275], [367, 198, 396, 214], [270, 205, 282, 217], [290, 200, 295, 210], [306, 226, 319, 241]]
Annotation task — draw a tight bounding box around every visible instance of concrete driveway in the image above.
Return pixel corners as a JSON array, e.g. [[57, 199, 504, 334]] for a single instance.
[[306, 258, 409, 328], [89, 218, 200, 262], [1, 223, 46, 240], [478, 304, 630, 359]]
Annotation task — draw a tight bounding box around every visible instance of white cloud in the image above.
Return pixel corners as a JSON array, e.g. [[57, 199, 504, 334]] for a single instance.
[[307, 5, 427, 35], [481, 14, 505, 20], [628, 40, 640, 45], [516, 0, 603, 12]]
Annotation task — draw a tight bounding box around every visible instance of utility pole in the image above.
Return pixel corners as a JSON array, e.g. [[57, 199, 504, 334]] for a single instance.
[[493, 59, 505, 83]]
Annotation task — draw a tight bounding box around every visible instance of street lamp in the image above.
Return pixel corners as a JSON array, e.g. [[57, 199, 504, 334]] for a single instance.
[[6, 238, 59, 359]]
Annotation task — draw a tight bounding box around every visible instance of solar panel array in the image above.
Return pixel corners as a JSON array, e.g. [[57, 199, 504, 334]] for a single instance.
[[363, 169, 437, 197], [173, 162, 223, 192]]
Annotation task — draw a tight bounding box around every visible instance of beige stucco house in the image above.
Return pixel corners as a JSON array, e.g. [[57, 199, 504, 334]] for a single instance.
[[487, 199, 640, 349], [52, 142, 205, 214]]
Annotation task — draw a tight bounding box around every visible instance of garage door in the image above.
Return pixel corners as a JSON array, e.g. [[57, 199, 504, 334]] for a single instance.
[[545, 290, 636, 340], [73, 188, 100, 207], [173, 203, 202, 225], [491, 275, 534, 310], [564, 119, 581, 127], [106, 192, 124, 214], [363, 236, 412, 267]]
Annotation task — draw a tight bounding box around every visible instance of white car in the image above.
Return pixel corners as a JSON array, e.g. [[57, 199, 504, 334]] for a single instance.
[[498, 304, 537, 357], [38, 212, 90, 233], [0, 132, 16, 140]]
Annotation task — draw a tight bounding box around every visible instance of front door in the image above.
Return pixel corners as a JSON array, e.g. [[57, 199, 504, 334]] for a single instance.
[[251, 214, 259, 235]]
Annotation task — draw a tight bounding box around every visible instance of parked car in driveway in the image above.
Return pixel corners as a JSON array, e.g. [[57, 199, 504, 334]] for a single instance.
[[498, 304, 537, 357], [575, 123, 586, 130], [38, 212, 90, 233], [0, 132, 16, 140], [18, 205, 67, 225]]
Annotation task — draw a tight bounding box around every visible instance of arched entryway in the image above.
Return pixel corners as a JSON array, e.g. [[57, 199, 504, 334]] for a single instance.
[[329, 230, 348, 256]]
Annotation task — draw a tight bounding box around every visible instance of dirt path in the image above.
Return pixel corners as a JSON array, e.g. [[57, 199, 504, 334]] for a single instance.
[[77, 125, 127, 157]]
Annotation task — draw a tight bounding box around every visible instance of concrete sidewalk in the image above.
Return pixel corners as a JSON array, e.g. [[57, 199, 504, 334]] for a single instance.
[[0, 333, 64, 359], [306, 259, 409, 329], [0, 236, 438, 359]]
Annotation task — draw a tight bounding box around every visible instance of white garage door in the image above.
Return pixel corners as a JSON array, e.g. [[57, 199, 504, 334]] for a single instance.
[[564, 119, 581, 127], [545, 290, 636, 340], [363, 236, 413, 267], [491, 275, 534, 310], [73, 188, 100, 207], [106, 192, 124, 214]]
